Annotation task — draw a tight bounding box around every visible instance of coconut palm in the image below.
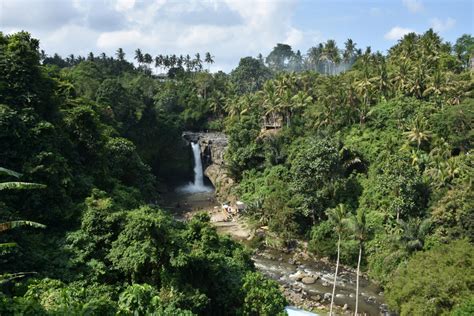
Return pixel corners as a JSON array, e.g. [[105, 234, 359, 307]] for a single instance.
[[326, 204, 347, 316], [205, 52, 214, 71], [345, 209, 367, 316], [195, 53, 202, 71], [403, 118, 432, 149], [116, 48, 125, 61], [343, 38, 357, 64], [307, 44, 324, 72], [134, 48, 144, 66], [397, 218, 431, 255]]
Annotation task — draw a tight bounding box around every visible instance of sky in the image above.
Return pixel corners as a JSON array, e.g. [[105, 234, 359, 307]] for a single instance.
[[0, 0, 472, 72]]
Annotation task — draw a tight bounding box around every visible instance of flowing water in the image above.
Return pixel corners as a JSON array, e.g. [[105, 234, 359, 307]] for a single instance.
[[166, 141, 389, 315], [176, 142, 213, 194], [253, 249, 389, 315]]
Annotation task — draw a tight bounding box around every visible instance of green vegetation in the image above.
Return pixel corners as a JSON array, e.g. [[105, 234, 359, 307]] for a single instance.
[[0, 28, 472, 315], [226, 30, 473, 314], [0, 31, 285, 315]]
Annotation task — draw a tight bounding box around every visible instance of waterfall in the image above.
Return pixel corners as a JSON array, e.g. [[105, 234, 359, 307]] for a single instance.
[[191, 142, 205, 188], [176, 141, 212, 193]]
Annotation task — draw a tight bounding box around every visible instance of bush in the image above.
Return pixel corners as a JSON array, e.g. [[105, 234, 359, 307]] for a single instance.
[[385, 239, 474, 315], [241, 272, 287, 316]]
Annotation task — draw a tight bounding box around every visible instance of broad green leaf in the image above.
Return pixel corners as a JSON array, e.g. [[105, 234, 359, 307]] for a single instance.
[[0, 220, 46, 233], [0, 182, 46, 191], [0, 167, 22, 178]]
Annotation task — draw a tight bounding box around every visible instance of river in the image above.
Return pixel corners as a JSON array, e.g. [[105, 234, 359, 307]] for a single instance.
[[162, 187, 390, 316], [162, 139, 390, 315]]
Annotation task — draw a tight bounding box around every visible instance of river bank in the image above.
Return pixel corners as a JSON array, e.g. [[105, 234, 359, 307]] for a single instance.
[[162, 188, 389, 316]]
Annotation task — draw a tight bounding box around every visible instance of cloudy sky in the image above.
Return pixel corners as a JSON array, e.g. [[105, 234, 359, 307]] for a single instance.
[[1, 0, 472, 72]]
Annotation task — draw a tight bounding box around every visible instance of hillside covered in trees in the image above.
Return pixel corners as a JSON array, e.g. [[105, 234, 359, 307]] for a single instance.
[[0, 29, 473, 315]]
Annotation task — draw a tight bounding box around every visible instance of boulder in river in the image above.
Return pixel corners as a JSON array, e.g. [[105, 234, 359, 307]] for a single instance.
[[301, 276, 317, 284], [323, 293, 332, 301], [310, 295, 321, 301], [289, 270, 305, 281]]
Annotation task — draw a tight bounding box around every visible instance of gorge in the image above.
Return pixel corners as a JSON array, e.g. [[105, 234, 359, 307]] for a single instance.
[[173, 132, 388, 315]]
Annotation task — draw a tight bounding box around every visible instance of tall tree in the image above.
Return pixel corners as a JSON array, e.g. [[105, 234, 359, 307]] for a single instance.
[[266, 43, 295, 71], [205, 52, 214, 71], [116, 48, 125, 61], [326, 204, 347, 316], [345, 209, 367, 316], [134, 48, 144, 66], [453, 34, 474, 69], [343, 38, 357, 64], [195, 53, 202, 71]]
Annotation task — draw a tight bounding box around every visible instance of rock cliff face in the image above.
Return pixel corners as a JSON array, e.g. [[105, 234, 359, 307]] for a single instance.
[[182, 132, 235, 202]]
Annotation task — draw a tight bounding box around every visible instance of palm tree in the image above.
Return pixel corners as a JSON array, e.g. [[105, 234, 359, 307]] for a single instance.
[[67, 54, 76, 65], [343, 38, 357, 64], [403, 117, 432, 149], [326, 204, 347, 316], [170, 54, 177, 69], [397, 218, 431, 255], [307, 44, 323, 72], [143, 53, 153, 66], [185, 54, 192, 71], [134, 48, 144, 66], [204, 52, 214, 71], [322, 40, 341, 75], [345, 209, 367, 316], [116, 48, 125, 61]]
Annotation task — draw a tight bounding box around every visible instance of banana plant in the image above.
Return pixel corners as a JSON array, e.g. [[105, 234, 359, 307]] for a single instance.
[[0, 167, 46, 250]]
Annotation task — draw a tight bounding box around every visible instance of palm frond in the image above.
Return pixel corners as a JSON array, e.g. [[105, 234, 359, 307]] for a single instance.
[[0, 242, 17, 249], [0, 167, 22, 178], [0, 272, 38, 285], [0, 182, 46, 191], [0, 220, 46, 233]]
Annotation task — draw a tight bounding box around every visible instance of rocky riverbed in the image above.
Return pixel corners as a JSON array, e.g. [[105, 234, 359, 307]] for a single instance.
[[163, 189, 389, 315], [167, 132, 391, 315], [253, 248, 390, 315]]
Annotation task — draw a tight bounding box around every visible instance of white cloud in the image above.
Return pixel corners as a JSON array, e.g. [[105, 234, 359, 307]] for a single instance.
[[1, 0, 319, 72], [384, 26, 416, 40], [97, 30, 146, 49], [430, 17, 456, 32], [402, 0, 423, 13], [115, 0, 136, 12], [285, 28, 304, 46]]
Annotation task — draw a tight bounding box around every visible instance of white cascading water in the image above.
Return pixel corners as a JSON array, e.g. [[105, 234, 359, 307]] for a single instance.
[[177, 142, 212, 193]]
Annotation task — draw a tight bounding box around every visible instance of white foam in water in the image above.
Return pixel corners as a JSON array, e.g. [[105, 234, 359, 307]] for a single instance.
[[176, 142, 213, 193]]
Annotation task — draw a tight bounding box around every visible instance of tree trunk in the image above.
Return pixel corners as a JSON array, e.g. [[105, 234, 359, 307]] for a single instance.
[[355, 244, 362, 316], [330, 235, 341, 316]]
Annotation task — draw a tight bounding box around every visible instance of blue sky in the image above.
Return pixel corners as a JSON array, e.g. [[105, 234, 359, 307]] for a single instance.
[[1, 0, 472, 72]]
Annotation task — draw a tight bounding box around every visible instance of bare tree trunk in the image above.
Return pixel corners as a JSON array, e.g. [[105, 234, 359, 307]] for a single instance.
[[355, 244, 362, 316], [330, 235, 341, 316]]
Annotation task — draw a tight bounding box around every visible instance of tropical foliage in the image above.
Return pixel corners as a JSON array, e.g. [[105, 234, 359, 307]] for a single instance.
[[0, 28, 472, 315]]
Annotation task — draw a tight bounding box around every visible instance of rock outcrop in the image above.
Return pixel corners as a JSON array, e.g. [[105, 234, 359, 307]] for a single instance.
[[182, 132, 235, 202]]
